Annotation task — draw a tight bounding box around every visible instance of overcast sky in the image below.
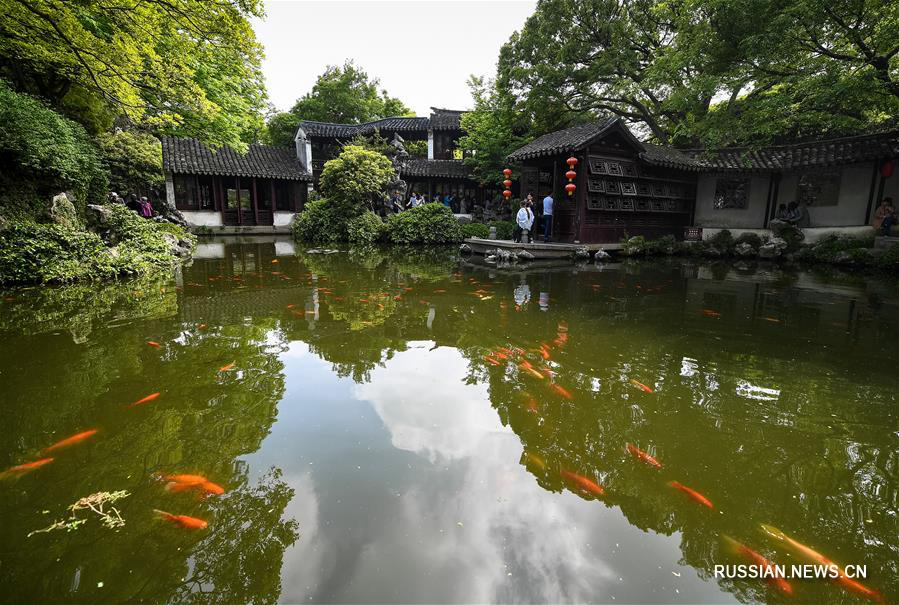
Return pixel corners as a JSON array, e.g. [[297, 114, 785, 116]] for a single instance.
[[253, 0, 537, 117]]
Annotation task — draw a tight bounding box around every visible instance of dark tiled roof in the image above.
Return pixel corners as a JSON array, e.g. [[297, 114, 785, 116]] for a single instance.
[[684, 131, 899, 171], [298, 117, 430, 138], [506, 118, 620, 161], [399, 159, 472, 179], [161, 137, 311, 181], [639, 143, 703, 170], [429, 108, 466, 131]]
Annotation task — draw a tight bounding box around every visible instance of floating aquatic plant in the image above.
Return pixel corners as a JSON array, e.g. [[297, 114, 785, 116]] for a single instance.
[[28, 490, 130, 537]]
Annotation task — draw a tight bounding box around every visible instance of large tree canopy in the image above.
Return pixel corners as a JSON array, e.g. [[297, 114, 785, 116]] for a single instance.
[[495, 0, 899, 147], [266, 61, 412, 147], [0, 0, 268, 149]]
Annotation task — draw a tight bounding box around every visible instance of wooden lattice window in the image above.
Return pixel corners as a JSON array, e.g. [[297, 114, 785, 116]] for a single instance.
[[713, 177, 750, 209]]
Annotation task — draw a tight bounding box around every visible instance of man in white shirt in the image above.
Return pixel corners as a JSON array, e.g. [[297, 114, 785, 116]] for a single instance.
[[543, 194, 554, 242]]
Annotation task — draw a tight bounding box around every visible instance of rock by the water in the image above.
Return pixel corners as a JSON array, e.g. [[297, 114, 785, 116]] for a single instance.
[[484, 254, 497, 264], [758, 237, 787, 259], [459, 243, 472, 254], [49, 193, 80, 229], [573, 246, 590, 260], [594, 249, 612, 262], [734, 242, 757, 257], [517, 249, 535, 261]]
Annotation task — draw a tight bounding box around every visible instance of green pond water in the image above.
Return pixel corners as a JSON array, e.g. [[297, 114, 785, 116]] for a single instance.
[[1, 239, 896, 605]]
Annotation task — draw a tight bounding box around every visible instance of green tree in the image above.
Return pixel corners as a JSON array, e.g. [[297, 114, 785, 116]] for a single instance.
[[458, 77, 529, 186], [319, 145, 396, 215], [0, 0, 268, 150], [496, 0, 898, 147], [97, 130, 163, 196], [267, 62, 412, 146]]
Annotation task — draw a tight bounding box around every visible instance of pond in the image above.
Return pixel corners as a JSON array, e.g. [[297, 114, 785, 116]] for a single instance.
[[0, 239, 896, 605]]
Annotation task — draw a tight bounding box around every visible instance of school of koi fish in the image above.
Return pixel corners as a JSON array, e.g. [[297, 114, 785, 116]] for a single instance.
[[1, 266, 886, 602]]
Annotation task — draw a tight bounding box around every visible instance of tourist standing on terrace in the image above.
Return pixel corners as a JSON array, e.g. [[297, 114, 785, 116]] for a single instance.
[[543, 193, 554, 242], [516, 200, 534, 243], [873, 197, 896, 235]]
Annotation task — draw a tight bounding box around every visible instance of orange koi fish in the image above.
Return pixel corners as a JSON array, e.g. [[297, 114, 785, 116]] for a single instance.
[[44, 429, 99, 453], [519, 361, 544, 380], [484, 355, 501, 366], [561, 470, 605, 497], [524, 452, 546, 471], [760, 525, 883, 603], [702, 309, 721, 318], [722, 535, 793, 595], [0, 457, 54, 478], [200, 481, 225, 495], [434, 289, 446, 293], [154, 510, 208, 530], [164, 473, 209, 486], [147, 341, 161, 348], [669, 481, 714, 509], [219, 362, 236, 372], [271, 259, 279, 263], [197, 324, 207, 330], [630, 379, 654, 393], [627, 443, 662, 468], [130, 392, 161, 407], [539, 345, 551, 360], [550, 384, 572, 399]]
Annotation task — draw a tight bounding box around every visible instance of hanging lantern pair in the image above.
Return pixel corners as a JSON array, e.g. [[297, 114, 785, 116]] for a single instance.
[[502, 168, 512, 199], [565, 157, 578, 196], [882, 159, 894, 179]]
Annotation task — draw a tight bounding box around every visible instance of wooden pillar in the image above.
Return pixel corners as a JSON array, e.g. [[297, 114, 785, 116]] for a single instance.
[[271, 180, 277, 213], [252, 178, 259, 225], [236, 176, 242, 225]]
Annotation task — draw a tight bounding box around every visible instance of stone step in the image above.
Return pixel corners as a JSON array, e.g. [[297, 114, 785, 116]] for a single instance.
[[874, 236, 899, 250]]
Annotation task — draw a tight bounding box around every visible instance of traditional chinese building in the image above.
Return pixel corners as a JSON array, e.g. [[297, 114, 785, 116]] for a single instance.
[[296, 107, 489, 204], [506, 118, 899, 244], [162, 137, 311, 231]]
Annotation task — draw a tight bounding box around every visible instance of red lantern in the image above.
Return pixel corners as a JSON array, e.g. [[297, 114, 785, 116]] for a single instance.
[[503, 168, 512, 177], [566, 157, 578, 168], [565, 183, 576, 196], [503, 179, 512, 188], [564, 156, 578, 196], [882, 159, 894, 179], [503, 189, 512, 199], [565, 170, 577, 181]]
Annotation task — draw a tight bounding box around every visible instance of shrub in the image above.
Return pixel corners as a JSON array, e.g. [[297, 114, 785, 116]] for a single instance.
[[490, 220, 516, 240], [292, 199, 347, 242], [387, 203, 463, 244], [876, 245, 899, 271], [460, 222, 490, 239], [708, 229, 735, 253], [97, 130, 164, 195], [621, 235, 647, 256], [0, 204, 191, 284], [0, 80, 107, 211], [347, 211, 387, 244], [645, 235, 676, 255]]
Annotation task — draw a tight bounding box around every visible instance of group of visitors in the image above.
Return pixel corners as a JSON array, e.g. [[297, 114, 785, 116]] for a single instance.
[[872, 197, 896, 236], [110, 192, 156, 218], [514, 193, 554, 243], [405, 192, 471, 214], [772, 200, 810, 228]]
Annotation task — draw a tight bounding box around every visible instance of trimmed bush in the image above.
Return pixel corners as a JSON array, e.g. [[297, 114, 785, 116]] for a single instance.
[[292, 199, 347, 242], [460, 222, 490, 239], [347, 211, 387, 244], [387, 203, 463, 244], [708, 229, 735, 253], [319, 145, 395, 214], [876, 245, 899, 271]]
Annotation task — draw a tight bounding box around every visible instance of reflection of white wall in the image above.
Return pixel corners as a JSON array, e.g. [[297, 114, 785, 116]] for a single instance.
[[274, 211, 296, 227], [193, 242, 225, 259], [181, 210, 223, 227], [274, 240, 296, 256]]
